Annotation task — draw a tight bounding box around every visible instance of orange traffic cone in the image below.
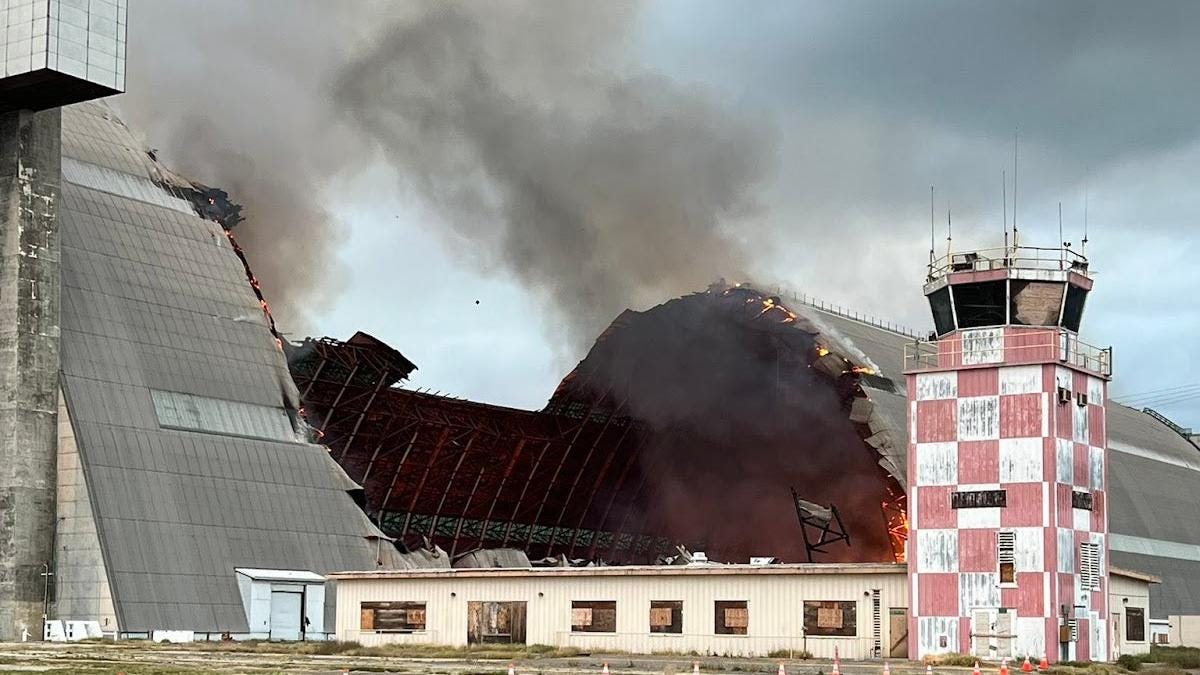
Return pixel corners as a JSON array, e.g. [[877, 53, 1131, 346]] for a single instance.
[[927, 664, 934, 675], [973, 662, 981, 675], [1038, 656, 1049, 672], [1000, 659, 1009, 675], [508, 664, 516, 675], [1021, 657, 1032, 673], [693, 662, 701, 675], [602, 663, 610, 675], [832, 652, 841, 675], [778, 663, 787, 675], [883, 661, 892, 675]]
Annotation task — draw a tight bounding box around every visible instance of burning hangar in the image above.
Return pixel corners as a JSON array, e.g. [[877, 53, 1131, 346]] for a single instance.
[[0, 3, 1195, 648], [0, 99, 1190, 643]]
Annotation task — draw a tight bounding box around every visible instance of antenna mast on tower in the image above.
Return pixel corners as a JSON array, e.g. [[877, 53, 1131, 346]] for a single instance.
[[1003, 170, 1008, 253], [1012, 130, 1020, 248]]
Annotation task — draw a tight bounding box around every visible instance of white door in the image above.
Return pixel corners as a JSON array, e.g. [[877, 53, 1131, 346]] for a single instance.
[[269, 591, 303, 641]]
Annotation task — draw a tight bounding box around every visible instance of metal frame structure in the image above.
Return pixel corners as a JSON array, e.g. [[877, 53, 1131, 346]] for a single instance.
[[790, 489, 851, 563], [286, 334, 668, 563]]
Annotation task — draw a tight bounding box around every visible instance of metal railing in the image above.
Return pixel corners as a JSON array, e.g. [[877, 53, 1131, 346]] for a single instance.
[[765, 287, 923, 339], [927, 245, 1091, 282], [903, 328, 1112, 377]]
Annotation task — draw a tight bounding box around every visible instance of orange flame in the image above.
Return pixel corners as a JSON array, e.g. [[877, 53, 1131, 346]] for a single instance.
[[882, 487, 908, 563]]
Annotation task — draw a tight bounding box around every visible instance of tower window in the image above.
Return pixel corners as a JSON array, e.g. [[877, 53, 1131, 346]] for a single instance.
[[998, 530, 1016, 584], [1080, 542, 1101, 591], [952, 281, 1007, 328]]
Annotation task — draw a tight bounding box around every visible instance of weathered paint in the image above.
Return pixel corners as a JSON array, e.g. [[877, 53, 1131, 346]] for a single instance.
[[1056, 440, 1074, 484], [958, 506, 1000, 529], [916, 372, 958, 400], [1000, 365, 1043, 395], [1000, 393, 1043, 438], [961, 328, 1004, 365], [918, 616, 959, 654], [999, 437, 1043, 483], [917, 530, 958, 573], [958, 396, 1000, 441], [959, 440, 1000, 484], [1015, 529, 1044, 572], [1015, 616, 1047, 660], [908, 324, 1109, 662], [959, 573, 1001, 616], [916, 442, 958, 486]]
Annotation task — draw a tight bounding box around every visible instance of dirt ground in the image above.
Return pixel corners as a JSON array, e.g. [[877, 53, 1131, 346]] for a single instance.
[[0, 642, 987, 675]]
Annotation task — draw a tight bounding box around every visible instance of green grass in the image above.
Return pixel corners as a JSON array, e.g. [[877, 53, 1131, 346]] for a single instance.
[[767, 649, 812, 659], [1104, 645, 1200, 672], [113, 639, 582, 660], [924, 653, 980, 667]]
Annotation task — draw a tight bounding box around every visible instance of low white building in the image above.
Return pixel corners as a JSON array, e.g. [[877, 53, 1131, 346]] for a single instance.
[[235, 568, 328, 641], [330, 563, 909, 658], [330, 563, 1159, 660], [1109, 568, 1160, 658]]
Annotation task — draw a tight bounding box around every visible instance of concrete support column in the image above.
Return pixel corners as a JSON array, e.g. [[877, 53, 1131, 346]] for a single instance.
[[0, 108, 61, 641]]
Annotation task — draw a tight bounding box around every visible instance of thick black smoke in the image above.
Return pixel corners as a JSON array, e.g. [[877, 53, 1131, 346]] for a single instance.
[[550, 285, 895, 562], [334, 2, 772, 351]]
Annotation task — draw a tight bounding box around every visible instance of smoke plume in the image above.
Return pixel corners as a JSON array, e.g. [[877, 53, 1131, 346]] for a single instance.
[[335, 1, 772, 350], [117, 1, 379, 333]]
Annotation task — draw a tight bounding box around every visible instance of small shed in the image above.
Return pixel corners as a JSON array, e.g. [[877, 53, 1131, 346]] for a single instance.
[[1109, 567, 1161, 657], [234, 568, 327, 641]]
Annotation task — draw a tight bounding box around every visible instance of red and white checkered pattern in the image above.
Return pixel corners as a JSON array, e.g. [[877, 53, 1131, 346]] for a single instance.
[[907, 327, 1108, 663]]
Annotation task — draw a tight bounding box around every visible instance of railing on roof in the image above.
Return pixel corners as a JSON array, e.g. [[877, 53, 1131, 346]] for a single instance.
[[1142, 407, 1194, 438], [767, 287, 923, 339], [903, 327, 1112, 377], [927, 245, 1091, 283]]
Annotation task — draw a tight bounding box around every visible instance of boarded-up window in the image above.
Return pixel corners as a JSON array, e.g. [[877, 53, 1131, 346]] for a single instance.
[[803, 601, 857, 637], [1126, 607, 1145, 642], [650, 601, 682, 634], [715, 600, 748, 635], [360, 601, 426, 632], [998, 531, 1016, 584], [467, 601, 527, 645], [572, 601, 616, 633]]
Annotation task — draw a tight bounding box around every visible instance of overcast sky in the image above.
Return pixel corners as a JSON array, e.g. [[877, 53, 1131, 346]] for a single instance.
[[122, 1, 1199, 425]]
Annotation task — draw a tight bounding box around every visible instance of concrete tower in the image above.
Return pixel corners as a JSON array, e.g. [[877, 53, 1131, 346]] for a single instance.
[[0, 0, 125, 640], [905, 245, 1112, 663]]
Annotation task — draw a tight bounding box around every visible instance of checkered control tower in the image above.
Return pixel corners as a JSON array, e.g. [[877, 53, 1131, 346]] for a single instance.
[[905, 245, 1112, 663]]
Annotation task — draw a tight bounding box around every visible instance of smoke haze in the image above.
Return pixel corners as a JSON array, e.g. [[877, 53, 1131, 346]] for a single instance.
[[334, 2, 772, 351], [119, 2, 383, 333], [122, 1, 1200, 420]]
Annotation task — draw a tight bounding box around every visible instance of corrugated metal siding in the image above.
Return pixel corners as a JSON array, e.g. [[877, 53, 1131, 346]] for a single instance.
[[333, 570, 908, 658]]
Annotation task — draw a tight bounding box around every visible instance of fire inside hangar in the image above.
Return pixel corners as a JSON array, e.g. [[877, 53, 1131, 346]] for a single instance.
[[287, 284, 910, 564]]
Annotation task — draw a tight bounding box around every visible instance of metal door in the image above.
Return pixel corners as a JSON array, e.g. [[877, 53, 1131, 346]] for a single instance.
[[889, 608, 909, 658], [269, 591, 303, 641], [1112, 612, 1121, 658]]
